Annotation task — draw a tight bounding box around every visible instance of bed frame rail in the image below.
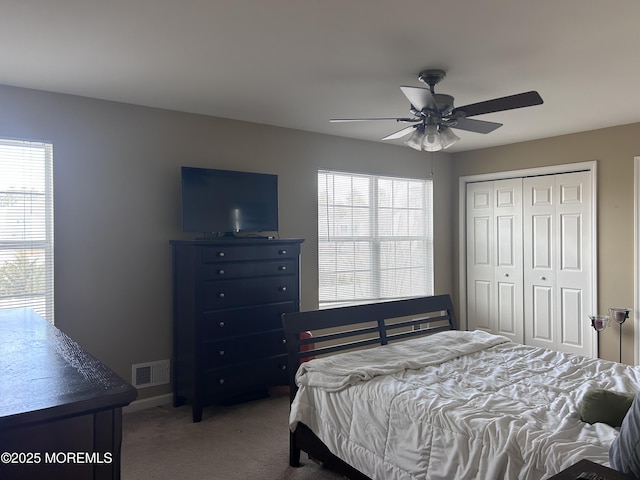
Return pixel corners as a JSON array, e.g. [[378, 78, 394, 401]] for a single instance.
[[283, 295, 457, 385], [281, 295, 457, 472]]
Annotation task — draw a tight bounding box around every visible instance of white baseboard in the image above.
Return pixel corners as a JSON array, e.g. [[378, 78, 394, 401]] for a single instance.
[[123, 393, 173, 414]]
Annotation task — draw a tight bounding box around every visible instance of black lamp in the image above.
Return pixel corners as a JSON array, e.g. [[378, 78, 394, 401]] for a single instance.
[[609, 307, 630, 363]]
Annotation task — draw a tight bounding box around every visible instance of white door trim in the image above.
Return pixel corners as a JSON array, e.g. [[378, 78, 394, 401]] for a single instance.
[[458, 160, 598, 357], [634, 156, 640, 365]]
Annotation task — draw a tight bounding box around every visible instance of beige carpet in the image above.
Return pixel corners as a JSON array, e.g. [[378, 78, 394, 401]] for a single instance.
[[121, 387, 345, 480]]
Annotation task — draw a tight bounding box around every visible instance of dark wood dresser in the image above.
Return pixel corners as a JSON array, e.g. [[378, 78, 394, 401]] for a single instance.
[[0, 308, 137, 480], [170, 238, 304, 422]]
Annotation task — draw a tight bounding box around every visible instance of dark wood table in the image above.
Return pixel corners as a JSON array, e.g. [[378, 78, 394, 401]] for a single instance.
[[0, 308, 137, 480], [547, 459, 635, 480]]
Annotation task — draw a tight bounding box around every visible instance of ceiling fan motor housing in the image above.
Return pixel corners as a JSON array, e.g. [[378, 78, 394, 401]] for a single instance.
[[434, 94, 454, 115], [418, 69, 446, 88]]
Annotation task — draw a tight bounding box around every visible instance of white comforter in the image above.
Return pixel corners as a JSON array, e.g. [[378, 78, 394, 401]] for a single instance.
[[289, 330, 640, 480]]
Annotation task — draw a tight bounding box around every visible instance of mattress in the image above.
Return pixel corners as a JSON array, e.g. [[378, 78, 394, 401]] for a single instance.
[[289, 330, 640, 480]]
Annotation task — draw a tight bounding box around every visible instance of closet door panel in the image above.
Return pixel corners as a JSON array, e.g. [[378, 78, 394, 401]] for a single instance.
[[561, 214, 581, 270], [532, 285, 554, 343], [532, 215, 553, 269], [561, 287, 583, 346], [473, 217, 492, 266], [523, 171, 593, 356], [494, 179, 523, 340], [472, 280, 492, 331], [497, 282, 517, 335], [467, 179, 523, 342], [524, 175, 557, 349], [556, 171, 592, 355], [467, 182, 495, 333]]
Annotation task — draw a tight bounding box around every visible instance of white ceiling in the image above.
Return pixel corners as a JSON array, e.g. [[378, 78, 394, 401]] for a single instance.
[[2, 0, 640, 152]]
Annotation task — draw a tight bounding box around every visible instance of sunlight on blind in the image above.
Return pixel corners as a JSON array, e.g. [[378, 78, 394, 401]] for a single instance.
[[318, 169, 433, 307], [0, 139, 54, 323]]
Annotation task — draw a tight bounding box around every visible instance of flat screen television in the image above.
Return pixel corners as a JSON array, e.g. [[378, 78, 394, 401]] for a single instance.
[[181, 166, 279, 236]]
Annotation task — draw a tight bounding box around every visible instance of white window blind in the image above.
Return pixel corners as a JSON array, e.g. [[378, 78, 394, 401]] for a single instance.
[[0, 139, 54, 323], [318, 169, 433, 307]]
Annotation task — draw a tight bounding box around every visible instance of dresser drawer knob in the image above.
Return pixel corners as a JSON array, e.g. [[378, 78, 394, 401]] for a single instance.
[[217, 269, 225, 275], [279, 249, 287, 255], [218, 321, 225, 328], [219, 378, 225, 384], [282, 339, 286, 344], [217, 251, 225, 257], [219, 350, 225, 356], [219, 293, 225, 299], [278, 265, 287, 271], [280, 365, 287, 370], [279, 286, 287, 292]]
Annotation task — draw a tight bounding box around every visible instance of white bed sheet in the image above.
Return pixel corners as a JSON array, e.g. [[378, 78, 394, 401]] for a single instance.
[[289, 330, 640, 480]]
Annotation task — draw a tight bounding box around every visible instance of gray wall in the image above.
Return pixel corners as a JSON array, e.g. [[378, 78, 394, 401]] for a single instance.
[[0, 84, 454, 399]]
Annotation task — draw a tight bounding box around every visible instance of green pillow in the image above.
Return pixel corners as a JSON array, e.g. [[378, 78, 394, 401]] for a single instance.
[[580, 388, 636, 427]]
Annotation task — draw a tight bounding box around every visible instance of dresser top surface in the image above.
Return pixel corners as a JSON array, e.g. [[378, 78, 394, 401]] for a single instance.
[[170, 237, 304, 246], [0, 308, 137, 427]]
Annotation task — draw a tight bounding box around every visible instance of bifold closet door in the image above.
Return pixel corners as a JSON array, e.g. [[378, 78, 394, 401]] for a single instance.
[[466, 178, 524, 343], [523, 171, 593, 357]]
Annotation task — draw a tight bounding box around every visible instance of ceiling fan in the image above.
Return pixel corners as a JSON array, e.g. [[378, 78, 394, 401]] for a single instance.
[[330, 69, 543, 152]]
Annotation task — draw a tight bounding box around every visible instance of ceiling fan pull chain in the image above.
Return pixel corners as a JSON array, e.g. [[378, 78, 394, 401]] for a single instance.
[[430, 151, 434, 177]]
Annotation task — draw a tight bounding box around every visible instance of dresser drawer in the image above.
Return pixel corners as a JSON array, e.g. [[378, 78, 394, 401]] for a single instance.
[[201, 330, 287, 367], [202, 243, 298, 263], [204, 355, 289, 397], [203, 276, 298, 309], [202, 259, 296, 280], [201, 302, 296, 338]]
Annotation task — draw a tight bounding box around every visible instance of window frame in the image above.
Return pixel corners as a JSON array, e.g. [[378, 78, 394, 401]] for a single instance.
[[318, 169, 433, 308], [0, 138, 54, 323]]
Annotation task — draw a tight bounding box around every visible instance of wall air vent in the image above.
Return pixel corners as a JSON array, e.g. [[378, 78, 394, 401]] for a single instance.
[[132, 359, 170, 389]]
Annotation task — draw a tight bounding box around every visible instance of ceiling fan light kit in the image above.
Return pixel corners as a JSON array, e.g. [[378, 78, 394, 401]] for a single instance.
[[404, 123, 460, 152], [439, 126, 460, 149], [404, 126, 425, 151], [330, 69, 543, 153]]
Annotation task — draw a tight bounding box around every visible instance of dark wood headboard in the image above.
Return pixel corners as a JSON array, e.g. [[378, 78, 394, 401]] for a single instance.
[[281, 294, 457, 399]]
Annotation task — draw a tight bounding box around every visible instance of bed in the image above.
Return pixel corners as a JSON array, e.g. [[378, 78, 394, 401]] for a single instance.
[[282, 295, 640, 480]]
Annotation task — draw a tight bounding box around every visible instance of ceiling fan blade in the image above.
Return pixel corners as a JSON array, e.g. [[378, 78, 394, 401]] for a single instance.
[[330, 117, 418, 123], [451, 117, 503, 134], [381, 125, 417, 141], [453, 91, 543, 118], [400, 86, 438, 112]]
